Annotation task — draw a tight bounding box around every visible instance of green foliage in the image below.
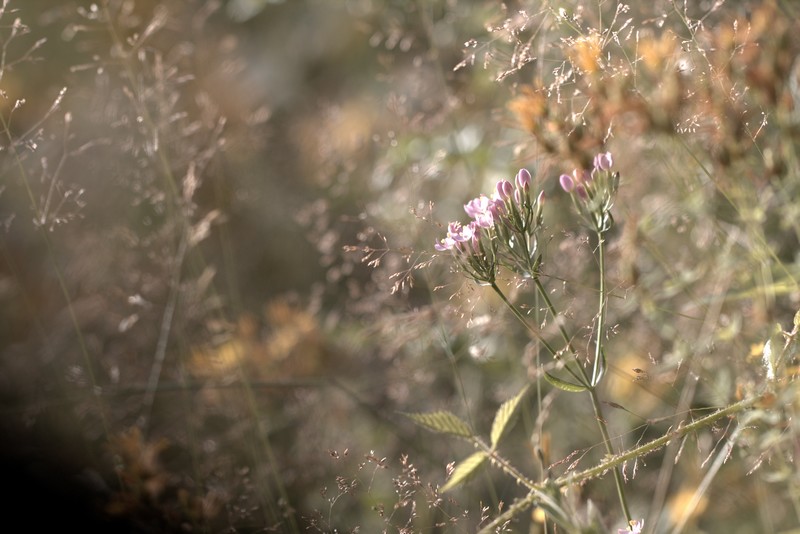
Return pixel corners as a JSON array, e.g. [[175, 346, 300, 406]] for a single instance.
[[543, 372, 588, 393], [404, 411, 473, 438], [489, 384, 529, 449], [440, 451, 488, 493]]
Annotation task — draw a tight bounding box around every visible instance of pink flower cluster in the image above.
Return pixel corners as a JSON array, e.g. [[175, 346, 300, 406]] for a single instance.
[[434, 169, 532, 253], [558, 151, 613, 195], [434, 220, 480, 253], [555, 150, 619, 234]]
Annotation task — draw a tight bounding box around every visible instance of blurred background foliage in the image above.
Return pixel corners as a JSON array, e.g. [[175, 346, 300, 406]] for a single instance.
[[1, 0, 800, 532]]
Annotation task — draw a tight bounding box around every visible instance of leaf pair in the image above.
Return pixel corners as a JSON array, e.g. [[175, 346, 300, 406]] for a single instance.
[[404, 385, 529, 492]]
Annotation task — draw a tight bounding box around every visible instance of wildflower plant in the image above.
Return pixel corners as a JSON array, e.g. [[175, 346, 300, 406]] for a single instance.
[[422, 154, 633, 531], [413, 143, 794, 532], [396, 0, 800, 529]]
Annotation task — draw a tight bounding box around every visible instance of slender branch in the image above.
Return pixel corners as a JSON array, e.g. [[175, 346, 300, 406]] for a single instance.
[[490, 282, 586, 386], [0, 100, 112, 439], [589, 228, 631, 522], [534, 262, 629, 521], [558, 394, 762, 487], [534, 277, 578, 356], [502, 264, 630, 520], [490, 282, 557, 356], [530, 274, 595, 386], [475, 437, 539, 492], [477, 393, 763, 533], [588, 385, 632, 523], [140, 230, 188, 429]]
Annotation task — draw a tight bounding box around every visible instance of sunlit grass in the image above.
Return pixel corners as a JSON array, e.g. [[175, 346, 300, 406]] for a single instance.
[[0, 0, 799, 532]]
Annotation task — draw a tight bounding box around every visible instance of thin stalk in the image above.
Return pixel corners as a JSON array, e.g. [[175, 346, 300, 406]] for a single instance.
[[0, 106, 113, 440], [498, 274, 630, 520], [490, 282, 585, 386], [588, 383, 632, 523], [592, 230, 606, 385], [490, 282, 557, 355], [533, 277, 577, 355], [140, 230, 188, 429], [100, 5, 297, 530], [590, 228, 630, 523], [534, 234, 630, 523]]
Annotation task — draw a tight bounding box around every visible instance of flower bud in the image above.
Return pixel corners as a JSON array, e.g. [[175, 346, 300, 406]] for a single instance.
[[535, 190, 545, 223], [574, 168, 592, 183], [515, 168, 531, 189], [559, 173, 575, 192], [496, 179, 514, 200], [593, 151, 613, 171]]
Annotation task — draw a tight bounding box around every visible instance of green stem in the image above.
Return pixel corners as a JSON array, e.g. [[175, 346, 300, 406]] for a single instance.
[[498, 230, 630, 521], [592, 230, 607, 385], [588, 385, 632, 523], [490, 282, 557, 355], [475, 437, 539, 492], [560, 395, 761, 485], [590, 228, 631, 523], [477, 433, 575, 530], [535, 233, 630, 523], [533, 278, 577, 355], [490, 283, 585, 386]]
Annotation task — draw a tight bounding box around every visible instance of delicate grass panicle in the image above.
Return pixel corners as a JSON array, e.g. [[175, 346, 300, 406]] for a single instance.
[[1, 0, 799, 532]]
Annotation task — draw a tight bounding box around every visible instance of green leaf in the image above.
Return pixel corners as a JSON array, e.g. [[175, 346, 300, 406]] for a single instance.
[[591, 349, 607, 387], [440, 451, 488, 492], [544, 372, 587, 393], [490, 385, 529, 448], [404, 411, 472, 438]]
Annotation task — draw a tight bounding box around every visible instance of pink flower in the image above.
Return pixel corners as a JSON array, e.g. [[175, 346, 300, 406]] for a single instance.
[[464, 195, 489, 218], [559, 173, 575, 192], [448, 221, 474, 242], [434, 236, 456, 251], [593, 151, 613, 171], [489, 194, 505, 215], [474, 212, 494, 228], [469, 229, 481, 253], [573, 168, 592, 183], [516, 168, 531, 189], [496, 179, 514, 200], [464, 195, 496, 228]]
